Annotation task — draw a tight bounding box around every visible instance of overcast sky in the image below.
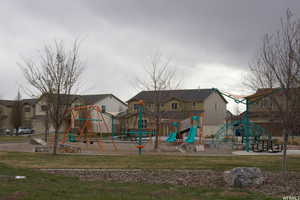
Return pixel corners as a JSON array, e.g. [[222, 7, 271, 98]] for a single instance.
[[1, 0, 300, 112]]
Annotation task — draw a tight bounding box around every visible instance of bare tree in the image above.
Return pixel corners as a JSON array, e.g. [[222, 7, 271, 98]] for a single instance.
[[21, 40, 84, 155], [135, 52, 182, 150], [11, 91, 23, 135], [247, 9, 300, 174]]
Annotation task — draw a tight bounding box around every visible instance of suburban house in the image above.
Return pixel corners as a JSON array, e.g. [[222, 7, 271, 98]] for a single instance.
[[120, 89, 227, 136], [78, 94, 128, 133], [246, 88, 300, 136], [0, 93, 127, 135], [0, 100, 15, 130]]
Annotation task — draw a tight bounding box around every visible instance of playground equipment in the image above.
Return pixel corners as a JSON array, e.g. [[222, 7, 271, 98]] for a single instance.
[[61, 105, 118, 152], [213, 120, 270, 142], [166, 115, 201, 144], [185, 116, 200, 143], [125, 100, 156, 155], [166, 122, 179, 143], [212, 88, 280, 152]]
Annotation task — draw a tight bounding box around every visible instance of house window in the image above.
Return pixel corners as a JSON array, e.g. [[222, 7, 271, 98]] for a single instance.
[[171, 103, 178, 110], [193, 102, 196, 107], [41, 105, 48, 111], [215, 104, 217, 111], [101, 105, 106, 112], [142, 120, 148, 128], [24, 107, 31, 112], [133, 104, 139, 111], [160, 104, 164, 108]]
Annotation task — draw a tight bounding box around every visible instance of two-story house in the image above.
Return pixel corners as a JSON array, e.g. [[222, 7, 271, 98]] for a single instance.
[[0, 93, 127, 135], [79, 94, 128, 133], [121, 89, 227, 136], [32, 93, 127, 134], [246, 88, 300, 136], [0, 100, 15, 131]]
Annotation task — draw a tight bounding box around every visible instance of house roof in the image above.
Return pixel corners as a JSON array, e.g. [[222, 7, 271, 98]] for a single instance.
[[127, 89, 226, 103], [245, 88, 282, 101], [80, 94, 111, 104], [81, 94, 127, 106], [39, 94, 81, 105], [0, 100, 15, 106], [22, 98, 38, 105], [1, 93, 127, 107]]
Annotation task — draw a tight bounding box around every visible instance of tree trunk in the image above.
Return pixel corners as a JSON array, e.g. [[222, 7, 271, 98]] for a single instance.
[[52, 127, 59, 155], [44, 127, 49, 142], [154, 91, 160, 150], [282, 129, 289, 175], [154, 115, 159, 149], [44, 110, 49, 142]]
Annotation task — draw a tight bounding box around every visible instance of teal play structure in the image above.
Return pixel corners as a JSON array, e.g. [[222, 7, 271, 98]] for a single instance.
[[185, 116, 200, 143], [212, 88, 274, 152], [166, 122, 179, 143], [125, 101, 156, 155], [166, 115, 200, 144]]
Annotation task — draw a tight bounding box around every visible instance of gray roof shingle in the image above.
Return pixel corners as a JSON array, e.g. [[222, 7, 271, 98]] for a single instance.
[[127, 89, 225, 103], [80, 94, 111, 104]]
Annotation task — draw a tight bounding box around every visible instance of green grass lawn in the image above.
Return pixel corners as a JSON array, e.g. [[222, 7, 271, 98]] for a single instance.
[[0, 135, 30, 143], [0, 152, 300, 172], [0, 163, 278, 200]]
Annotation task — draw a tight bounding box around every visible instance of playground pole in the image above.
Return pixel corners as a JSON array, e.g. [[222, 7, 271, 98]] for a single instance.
[[244, 100, 250, 152], [111, 116, 115, 137], [137, 104, 143, 155]]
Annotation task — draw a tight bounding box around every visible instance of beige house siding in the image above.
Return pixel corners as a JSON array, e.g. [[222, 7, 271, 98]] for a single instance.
[[128, 100, 204, 113], [165, 99, 182, 111], [0, 104, 13, 129], [203, 92, 227, 136], [183, 101, 204, 111], [203, 92, 226, 125]]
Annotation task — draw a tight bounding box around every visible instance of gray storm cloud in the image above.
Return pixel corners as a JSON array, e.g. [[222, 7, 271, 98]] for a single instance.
[[0, 0, 300, 107]]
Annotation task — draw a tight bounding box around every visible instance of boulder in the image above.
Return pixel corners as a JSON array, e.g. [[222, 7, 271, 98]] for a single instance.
[[30, 138, 47, 146], [224, 167, 264, 188]]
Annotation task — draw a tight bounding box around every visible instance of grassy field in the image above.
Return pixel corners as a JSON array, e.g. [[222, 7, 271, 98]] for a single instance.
[[0, 135, 30, 143], [0, 151, 300, 171], [0, 163, 278, 200]]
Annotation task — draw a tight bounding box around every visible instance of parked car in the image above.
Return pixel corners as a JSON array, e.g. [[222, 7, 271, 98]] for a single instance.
[[14, 128, 35, 135], [5, 128, 11, 135], [0, 128, 11, 135]]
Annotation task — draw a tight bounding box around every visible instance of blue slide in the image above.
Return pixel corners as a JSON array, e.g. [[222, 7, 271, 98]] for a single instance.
[[166, 132, 177, 143], [185, 126, 197, 143]]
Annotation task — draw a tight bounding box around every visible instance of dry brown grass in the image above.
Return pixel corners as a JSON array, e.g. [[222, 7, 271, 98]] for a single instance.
[[0, 151, 300, 172]]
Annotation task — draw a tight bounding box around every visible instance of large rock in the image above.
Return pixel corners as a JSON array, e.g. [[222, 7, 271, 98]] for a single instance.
[[30, 137, 47, 146], [224, 167, 264, 188]]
